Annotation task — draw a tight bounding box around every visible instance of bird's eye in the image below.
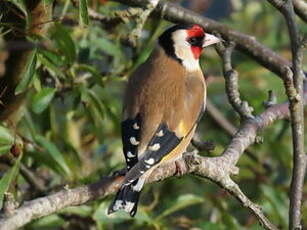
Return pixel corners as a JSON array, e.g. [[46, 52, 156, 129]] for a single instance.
[[188, 36, 203, 46]]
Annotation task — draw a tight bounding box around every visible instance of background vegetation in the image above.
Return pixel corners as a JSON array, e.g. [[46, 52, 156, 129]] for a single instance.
[[0, 0, 306, 229]]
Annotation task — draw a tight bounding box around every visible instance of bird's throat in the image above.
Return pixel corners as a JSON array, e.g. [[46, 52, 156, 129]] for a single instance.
[[191, 46, 202, 59]]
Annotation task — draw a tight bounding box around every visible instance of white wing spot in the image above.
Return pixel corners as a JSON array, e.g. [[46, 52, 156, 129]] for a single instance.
[[133, 123, 140, 130], [130, 137, 139, 145], [113, 200, 123, 210], [124, 201, 135, 213], [140, 170, 144, 174], [127, 158, 131, 162], [156, 130, 164, 137], [145, 158, 155, 165], [127, 151, 136, 158], [149, 143, 160, 151], [146, 165, 151, 168], [132, 179, 144, 192]]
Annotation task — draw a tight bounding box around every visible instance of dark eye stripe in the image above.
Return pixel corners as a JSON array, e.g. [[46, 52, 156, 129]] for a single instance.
[[188, 36, 204, 46]]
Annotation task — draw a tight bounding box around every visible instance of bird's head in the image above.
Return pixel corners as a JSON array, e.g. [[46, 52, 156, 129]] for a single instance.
[[159, 24, 220, 70]]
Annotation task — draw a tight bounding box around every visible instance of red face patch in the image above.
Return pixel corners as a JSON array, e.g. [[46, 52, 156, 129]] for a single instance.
[[187, 25, 205, 59], [187, 24, 204, 38], [191, 46, 202, 59]]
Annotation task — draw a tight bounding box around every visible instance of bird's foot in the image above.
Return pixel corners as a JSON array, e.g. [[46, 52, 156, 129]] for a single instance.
[[175, 160, 186, 177]]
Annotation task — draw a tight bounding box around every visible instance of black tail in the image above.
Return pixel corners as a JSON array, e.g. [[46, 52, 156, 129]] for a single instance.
[[108, 179, 144, 217]]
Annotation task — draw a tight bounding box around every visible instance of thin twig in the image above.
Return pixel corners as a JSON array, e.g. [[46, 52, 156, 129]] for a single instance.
[[216, 42, 254, 120], [266, 0, 306, 229]]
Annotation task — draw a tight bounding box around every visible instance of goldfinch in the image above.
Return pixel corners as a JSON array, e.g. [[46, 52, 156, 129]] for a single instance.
[[108, 24, 220, 217]]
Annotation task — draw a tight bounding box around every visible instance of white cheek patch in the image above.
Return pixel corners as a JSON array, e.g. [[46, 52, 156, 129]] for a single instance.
[[172, 30, 200, 72]]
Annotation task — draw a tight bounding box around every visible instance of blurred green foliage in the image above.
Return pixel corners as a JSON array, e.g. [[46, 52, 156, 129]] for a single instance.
[[0, 0, 306, 229]]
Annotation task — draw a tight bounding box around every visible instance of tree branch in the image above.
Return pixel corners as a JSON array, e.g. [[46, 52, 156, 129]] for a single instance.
[[266, 0, 306, 229], [2, 92, 306, 230], [216, 42, 254, 120], [112, 0, 292, 78], [293, 0, 307, 23]]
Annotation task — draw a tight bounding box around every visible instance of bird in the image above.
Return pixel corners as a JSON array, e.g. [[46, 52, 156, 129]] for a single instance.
[[108, 24, 220, 217]]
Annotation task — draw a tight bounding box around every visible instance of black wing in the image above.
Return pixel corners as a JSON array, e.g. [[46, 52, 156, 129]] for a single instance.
[[121, 114, 141, 170], [123, 123, 182, 185]]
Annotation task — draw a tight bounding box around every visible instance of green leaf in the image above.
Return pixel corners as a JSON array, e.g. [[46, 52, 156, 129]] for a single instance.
[[0, 155, 21, 209], [38, 53, 65, 78], [51, 24, 76, 65], [32, 88, 56, 114], [155, 194, 204, 220], [83, 90, 105, 118], [0, 126, 14, 145], [77, 64, 102, 84], [15, 49, 37, 94], [7, 0, 29, 26], [0, 125, 14, 155], [79, 0, 89, 26], [35, 135, 71, 176], [39, 49, 66, 67], [95, 37, 122, 57]]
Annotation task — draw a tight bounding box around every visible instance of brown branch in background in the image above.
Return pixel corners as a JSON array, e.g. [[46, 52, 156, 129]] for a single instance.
[[206, 99, 237, 136], [266, 0, 306, 229], [19, 164, 46, 193], [2, 92, 306, 230], [216, 42, 254, 120], [205, 100, 272, 173], [127, 0, 160, 46], [293, 0, 307, 23], [191, 137, 215, 152], [113, 0, 292, 78]]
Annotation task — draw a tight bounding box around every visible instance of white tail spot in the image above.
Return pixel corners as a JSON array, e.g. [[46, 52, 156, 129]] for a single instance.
[[145, 158, 155, 165], [127, 151, 136, 158], [149, 143, 160, 151], [156, 130, 164, 137], [130, 137, 139, 145], [133, 123, 140, 130]]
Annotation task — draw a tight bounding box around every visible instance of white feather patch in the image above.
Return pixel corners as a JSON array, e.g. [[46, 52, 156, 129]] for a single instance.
[[124, 201, 135, 213], [113, 200, 123, 210], [130, 137, 139, 145], [156, 130, 164, 137], [172, 30, 201, 71], [127, 151, 136, 158], [132, 178, 144, 192], [148, 143, 160, 151], [144, 158, 155, 165], [132, 123, 140, 130]]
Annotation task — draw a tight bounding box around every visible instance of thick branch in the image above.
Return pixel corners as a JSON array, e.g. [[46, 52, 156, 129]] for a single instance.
[[113, 0, 291, 78], [293, 0, 307, 22], [2, 93, 306, 230], [266, 0, 306, 229]]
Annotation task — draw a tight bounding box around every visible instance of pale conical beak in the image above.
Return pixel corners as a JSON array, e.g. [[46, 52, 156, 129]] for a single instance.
[[202, 33, 221, 47]]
